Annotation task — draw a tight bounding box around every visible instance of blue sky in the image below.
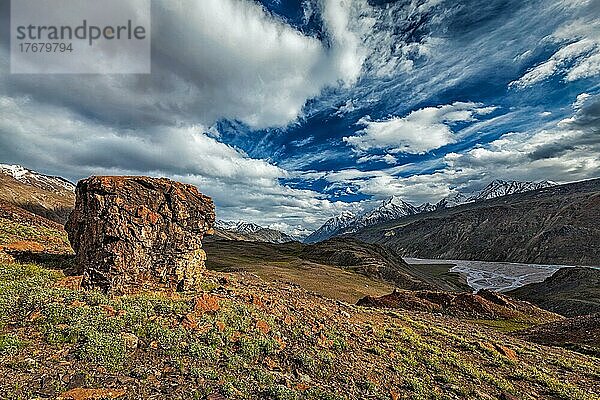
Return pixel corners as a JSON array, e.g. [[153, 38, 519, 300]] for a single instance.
[[0, 0, 599, 235]]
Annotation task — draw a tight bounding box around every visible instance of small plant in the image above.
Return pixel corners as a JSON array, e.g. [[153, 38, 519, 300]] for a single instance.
[[0, 333, 25, 355]]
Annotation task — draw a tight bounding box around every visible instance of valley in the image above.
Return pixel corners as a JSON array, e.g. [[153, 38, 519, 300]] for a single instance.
[[405, 258, 576, 293], [0, 164, 599, 399]]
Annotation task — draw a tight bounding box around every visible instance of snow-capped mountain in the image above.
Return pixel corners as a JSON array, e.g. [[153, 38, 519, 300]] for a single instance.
[[216, 220, 263, 234], [348, 196, 419, 233], [0, 164, 75, 194], [435, 192, 469, 209], [215, 220, 296, 244], [0, 163, 76, 224], [306, 179, 558, 243], [466, 179, 555, 202], [436, 180, 556, 209], [416, 202, 437, 213], [304, 198, 423, 243], [304, 211, 356, 244]]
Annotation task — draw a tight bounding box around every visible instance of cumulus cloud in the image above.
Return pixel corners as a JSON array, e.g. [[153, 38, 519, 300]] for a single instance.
[[343, 102, 496, 154], [1, 0, 370, 131], [0, 95, 355, 234], [323, 93, 600, 204]]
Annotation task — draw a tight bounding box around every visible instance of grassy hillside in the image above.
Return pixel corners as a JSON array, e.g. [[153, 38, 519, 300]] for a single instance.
[[508, 267, 600, 317], [1, 262, 599, 400], [204, 238, 470, 304], [0, 173, 74, 224]]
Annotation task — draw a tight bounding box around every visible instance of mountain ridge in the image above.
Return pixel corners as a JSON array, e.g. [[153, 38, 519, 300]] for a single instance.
[[214, 220, 296, 244], [306, 179, 556, 243], [352, 178, 600, 266]]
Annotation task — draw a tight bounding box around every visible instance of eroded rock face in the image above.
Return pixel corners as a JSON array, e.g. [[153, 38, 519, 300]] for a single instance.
[[65, 176, 215, 294]]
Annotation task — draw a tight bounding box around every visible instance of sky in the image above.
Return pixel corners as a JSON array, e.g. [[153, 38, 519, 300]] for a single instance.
[[0, 0, 599, 236]]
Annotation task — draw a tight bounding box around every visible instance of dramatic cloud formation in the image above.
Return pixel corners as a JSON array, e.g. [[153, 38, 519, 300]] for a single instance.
[[511, 2, 600, 88], [0, 0, 598, 235], [344, 103, 496, 154], [323, 93, 600, 205]]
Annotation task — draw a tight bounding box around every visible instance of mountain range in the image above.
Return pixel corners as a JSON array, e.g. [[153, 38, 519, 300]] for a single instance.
[[353, 178, 600, 266], [305, 179, 555, 243], [213, 220, 296, 244]]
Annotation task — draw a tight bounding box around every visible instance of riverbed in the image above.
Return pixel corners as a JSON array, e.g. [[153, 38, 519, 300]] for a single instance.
[[404, 258, 576, 292]]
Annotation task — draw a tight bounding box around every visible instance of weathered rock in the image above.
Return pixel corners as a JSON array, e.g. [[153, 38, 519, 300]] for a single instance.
[[65, 176, 215, 294]]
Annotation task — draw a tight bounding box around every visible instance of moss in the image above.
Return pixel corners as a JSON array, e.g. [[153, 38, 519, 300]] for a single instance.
[[0, 333, 26, 355]]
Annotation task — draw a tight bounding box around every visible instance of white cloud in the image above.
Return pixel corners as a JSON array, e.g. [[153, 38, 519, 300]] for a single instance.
[[343, 102, 497, 154], [357, 154, 397, 165], [323, 93, 600, 204], [1, 0, 372, 131], [511, 16, 600, 88], [0, 95, 355, 235]]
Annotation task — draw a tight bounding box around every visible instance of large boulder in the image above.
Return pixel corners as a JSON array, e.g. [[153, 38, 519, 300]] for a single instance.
[[65, 176, 215, 294]]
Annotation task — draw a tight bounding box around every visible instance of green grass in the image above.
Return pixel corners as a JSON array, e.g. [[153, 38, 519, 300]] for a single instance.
[[471, 319, 535, 332], [1, 261, 599, 400], [0, 218, 68, 245]]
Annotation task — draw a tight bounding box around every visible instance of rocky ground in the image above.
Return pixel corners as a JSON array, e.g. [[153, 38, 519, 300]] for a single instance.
[[508, 267, 600, 317], [1, 172, 599, 399], [1, 261, 599, 400]]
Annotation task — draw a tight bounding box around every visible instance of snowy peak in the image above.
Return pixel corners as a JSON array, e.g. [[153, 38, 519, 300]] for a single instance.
[[467, 180, 555, 202], [215, 220, 295, 244], [416, 203, 437, 213], [436, 179, 557, 209], [216, 220, 263, 234], [0, 164, 75, 194], [354, 196, 418, 230], [307, 179, 559, 243], [305, 196, 421, 242], [303, 211, 356, 244]]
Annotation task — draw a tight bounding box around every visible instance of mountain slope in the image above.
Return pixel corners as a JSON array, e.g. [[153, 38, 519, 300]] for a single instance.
[[0, 164, 75, 224], [304, 211, 356, 243], [508, 267, 600, 317], [516, 313, 600, 356], [353, 179, 600, 265], [307, 179, 555, 243], [300, 238, 470, 292], [357, 288, 560, 325], [204, 237, 471, 303], [3, 261, 599, 399], [463, 179, 555, 204]]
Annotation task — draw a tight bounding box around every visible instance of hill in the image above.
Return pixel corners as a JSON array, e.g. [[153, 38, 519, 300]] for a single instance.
[[507, 267, 600, 317], [0, 171, 598, 399], [2, 261, 599, 399], [203, 238, 470, 303], [516, 313, 600, 356], [352, 179, 600, 266], [0, 164, 75, 224], [357, 288, 560, 326]]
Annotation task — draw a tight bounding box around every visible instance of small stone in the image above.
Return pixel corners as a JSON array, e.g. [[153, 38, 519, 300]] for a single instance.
[[121, 333, 139, 351], [57, 388, 126, 400], [256, 319, 271, 334], [494, 344, 517, 361]]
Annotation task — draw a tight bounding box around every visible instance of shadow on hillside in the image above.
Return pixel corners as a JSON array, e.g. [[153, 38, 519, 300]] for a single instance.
[[8, 250, 80, 276]]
